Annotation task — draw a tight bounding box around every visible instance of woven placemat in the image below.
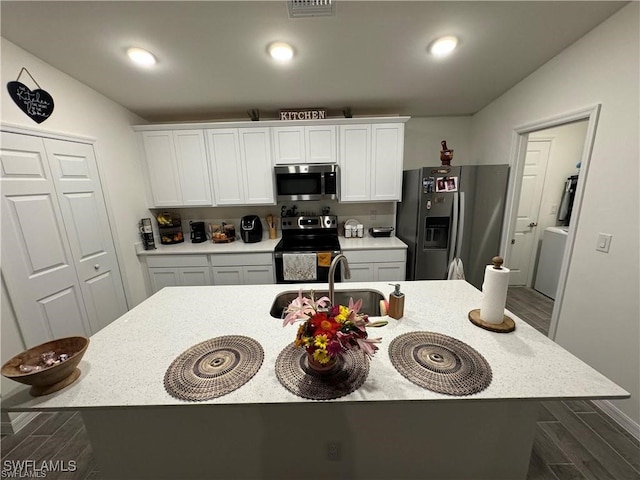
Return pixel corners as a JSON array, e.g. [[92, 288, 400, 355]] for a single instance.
[[388, 331, 492, 396], [164, 335, 263, 401], [275, 343, 369, 400]]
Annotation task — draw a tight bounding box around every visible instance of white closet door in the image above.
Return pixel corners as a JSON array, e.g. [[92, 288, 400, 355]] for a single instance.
[[43, 138, 128, 334], [1, 132, 90, 346]]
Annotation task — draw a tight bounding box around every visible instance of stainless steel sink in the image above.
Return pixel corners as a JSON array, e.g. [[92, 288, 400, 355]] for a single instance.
[[269, 289, 385, 319]]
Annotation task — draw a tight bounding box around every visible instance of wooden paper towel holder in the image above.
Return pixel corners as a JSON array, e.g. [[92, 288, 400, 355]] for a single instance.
[[468, 256, 516, 333], [468, 309, 515, 333]]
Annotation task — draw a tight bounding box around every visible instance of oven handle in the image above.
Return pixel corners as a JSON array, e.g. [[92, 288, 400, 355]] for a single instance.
[[274, 250, 342, 259]]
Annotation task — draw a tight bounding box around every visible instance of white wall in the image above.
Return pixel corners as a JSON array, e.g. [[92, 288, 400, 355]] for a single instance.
[[1, 38, 150, 312], [403, 116, 472, 169], [470, 4, 639, 424]]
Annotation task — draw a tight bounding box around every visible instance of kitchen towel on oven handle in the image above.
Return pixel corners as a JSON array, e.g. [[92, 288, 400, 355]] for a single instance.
[[317, 252, 332, 267], [283, 253, 318, 281]]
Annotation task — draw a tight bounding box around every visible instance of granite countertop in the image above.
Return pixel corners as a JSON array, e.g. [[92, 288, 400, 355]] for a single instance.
[[339, 235, 407, 250], [136, 234, 407, 255], [3, 281, 628, 411]]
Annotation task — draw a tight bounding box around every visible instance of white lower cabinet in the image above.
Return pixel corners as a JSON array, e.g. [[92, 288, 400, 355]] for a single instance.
[[146, 253, 275, 293], [149, 267, 212, 292], [211, 265, 274, 286], [147, 255, 212, 293], [342, 249, 406, 282], [211, 253, 274, 286]]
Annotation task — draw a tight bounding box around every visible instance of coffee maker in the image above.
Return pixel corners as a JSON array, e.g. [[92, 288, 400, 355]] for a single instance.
[[190, 221, 207, 243], [139, 218, 156, 250]]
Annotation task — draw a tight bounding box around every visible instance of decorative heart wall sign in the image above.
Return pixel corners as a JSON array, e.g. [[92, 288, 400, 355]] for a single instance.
[[7, 81, 55, 124]]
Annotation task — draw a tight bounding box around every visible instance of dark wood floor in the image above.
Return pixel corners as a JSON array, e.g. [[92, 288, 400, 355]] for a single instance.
[[2, 287, 638, 480], [508, 287, 640, 480]]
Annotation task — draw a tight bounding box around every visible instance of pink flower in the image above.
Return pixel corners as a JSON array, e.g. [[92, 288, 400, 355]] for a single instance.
[[312, 295, 331, 310], [348, 297, 363, 315], [356, 337, 382, 358], [326, 339, 344, 356], [282, 290, 315, 327]]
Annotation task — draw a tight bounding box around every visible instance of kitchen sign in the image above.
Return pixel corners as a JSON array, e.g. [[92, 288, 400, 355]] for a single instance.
[[6, 68, 55, 124], [279, 108, 327, 121]]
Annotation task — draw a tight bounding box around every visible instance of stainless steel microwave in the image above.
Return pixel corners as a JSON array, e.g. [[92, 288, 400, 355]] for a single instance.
[[274, 164, 339, 201]]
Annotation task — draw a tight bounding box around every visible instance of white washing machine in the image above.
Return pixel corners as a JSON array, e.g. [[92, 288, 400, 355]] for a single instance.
[[534, 227, 569, 299]]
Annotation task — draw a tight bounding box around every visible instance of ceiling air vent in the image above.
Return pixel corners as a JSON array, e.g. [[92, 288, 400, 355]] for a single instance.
[[288, 0, 335, 18]]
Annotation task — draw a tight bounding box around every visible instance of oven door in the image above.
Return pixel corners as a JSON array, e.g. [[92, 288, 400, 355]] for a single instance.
[[274, 250, 341, 284]]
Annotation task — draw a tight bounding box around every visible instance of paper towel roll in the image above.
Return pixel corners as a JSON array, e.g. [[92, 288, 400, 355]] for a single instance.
[[480, 264, 510, 324]]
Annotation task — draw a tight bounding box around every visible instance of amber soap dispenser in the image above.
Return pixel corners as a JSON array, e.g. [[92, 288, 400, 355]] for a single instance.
[[388, 283, 405, 319]]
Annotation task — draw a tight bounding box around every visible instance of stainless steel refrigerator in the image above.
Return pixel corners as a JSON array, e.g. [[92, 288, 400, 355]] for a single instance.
[[396, 165, 509, 289]]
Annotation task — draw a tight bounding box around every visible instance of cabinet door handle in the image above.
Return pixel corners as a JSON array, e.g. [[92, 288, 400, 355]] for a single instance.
[[94, 264, 100, 270], [528, 222, 538, 228]]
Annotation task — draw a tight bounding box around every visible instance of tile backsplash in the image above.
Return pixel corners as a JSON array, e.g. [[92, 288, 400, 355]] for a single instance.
[[148, 200, 396, 238]]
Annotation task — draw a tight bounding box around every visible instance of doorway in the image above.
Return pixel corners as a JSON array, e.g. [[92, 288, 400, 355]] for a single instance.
[[509, 120, 588, 288], [502, 105, 600, 339]]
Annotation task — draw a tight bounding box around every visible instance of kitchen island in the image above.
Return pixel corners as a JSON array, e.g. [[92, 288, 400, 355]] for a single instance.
[[2, 281, 628, 480]]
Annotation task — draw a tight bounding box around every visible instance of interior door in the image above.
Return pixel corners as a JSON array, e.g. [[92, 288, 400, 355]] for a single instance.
[[1, 132, 90, 346], [509, 139, 551, 285], [43, 138, 128, 333]]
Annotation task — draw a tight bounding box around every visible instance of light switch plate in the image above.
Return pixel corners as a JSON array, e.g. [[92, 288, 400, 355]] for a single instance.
[[596, 233, 612, 253]]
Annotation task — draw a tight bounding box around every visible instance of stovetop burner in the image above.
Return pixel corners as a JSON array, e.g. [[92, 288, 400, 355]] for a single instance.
[[275, 215, 340, 253]]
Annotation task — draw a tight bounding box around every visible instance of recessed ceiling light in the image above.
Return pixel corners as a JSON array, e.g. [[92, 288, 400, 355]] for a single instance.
[[268, 42, 294, 62], [429, 36, 459, 57], [127, 47, 157, 67]]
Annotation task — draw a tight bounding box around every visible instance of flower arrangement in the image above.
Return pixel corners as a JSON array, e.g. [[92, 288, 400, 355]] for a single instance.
[[283, 290, 388, 365]]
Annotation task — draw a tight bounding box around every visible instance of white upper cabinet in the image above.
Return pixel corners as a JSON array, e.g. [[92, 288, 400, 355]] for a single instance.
[[272, 125, 336, 164], [207, 127, 275, 205], [239, 128, 276, 204], [135, 117, 406, 206], [173, 131, 213, 205], [141, 132, 181, 206], [207, 129, 244, 205], [306, 125, 337, 164], [338, 123, 404, 202], [371, 123, 404, 201], [141, 130, 212, 207], [272, 127, 305, 164], [338, 124, 371, 202]]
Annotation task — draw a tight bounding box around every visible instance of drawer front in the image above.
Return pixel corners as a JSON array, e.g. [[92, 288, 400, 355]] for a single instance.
[[146, 255, 209, 268], [344, 249, 406, 264], [210, 252, 273, 267]]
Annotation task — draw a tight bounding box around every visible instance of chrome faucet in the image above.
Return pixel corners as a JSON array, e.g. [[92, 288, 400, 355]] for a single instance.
[[328, 254, 351, 306]]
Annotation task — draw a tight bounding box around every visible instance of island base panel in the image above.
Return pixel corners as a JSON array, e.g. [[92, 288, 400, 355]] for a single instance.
[[82, 400, 539, 480]]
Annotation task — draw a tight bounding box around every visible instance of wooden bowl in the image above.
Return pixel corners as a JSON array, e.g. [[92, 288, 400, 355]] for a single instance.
[[1, 336, 89, 396]]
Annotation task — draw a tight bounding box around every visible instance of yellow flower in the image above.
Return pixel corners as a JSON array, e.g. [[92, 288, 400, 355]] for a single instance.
[[313, 348, 331, 364], [303, 336, 314, 347], [335, 305, 350, 323], [294, 324, 307, 347], [314, 334, 328, 348]]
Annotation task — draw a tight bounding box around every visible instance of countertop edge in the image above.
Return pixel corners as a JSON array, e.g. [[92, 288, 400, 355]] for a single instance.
[[135, 236, 408, 256]]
